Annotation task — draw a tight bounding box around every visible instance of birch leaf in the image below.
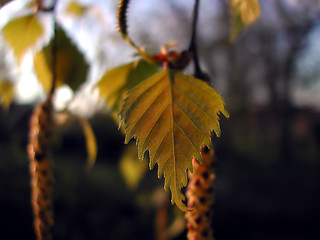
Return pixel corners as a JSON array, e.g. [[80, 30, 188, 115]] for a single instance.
[[119, 70, 228, 210], [97, 59, 158, 114], [229, 0, 260, 41], [2, 14, 43, 62], [119, 143, 148, 190], [34, 28, 88, 92], [79, 117, 97, 169], [0, 79, 14, 109], [33, 50, 52, 92], [66, 1, 88, 16]]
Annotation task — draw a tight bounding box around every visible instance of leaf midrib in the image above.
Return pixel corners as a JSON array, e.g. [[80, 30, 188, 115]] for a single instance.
[[167, 70, 177, 196]]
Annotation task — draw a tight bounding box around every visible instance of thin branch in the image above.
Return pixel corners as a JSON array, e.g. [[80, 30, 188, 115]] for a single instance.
[[117, 0, 158, 64], [188, 0, 199, 53], [36, 0, 55, 12], [188, 0, 209, 82], [49, 0, 58, 98], [36, 0, 43, 10], [117, 1, 142, 53]]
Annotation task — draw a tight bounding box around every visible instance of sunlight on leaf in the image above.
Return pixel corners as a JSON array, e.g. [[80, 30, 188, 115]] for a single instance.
[[97, 59, 158, 114], [119, 143, 148, 190], [79, 117, 97, 169], [229, 0, 260, 41], [66, 1, 88, 16], [2, 14, 43, 62], [119, 70, 228, 210], [34, 28, 88, 92], [0, 79, 14, 110], [33, 50, 52, 92]]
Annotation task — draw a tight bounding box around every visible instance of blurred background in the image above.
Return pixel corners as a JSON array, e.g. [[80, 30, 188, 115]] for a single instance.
[[0, 0, 320, 239]]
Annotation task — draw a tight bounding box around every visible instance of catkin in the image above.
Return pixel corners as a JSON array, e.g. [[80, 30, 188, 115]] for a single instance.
[[118, 0, 130, 38], [27, 98, 54, 240], [185, 148, 215, 240]]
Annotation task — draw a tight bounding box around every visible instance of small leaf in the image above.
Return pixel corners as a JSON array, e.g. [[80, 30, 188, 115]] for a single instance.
[[66, 1, 88, 16], [119, 143, 148, 190], [34, 28, 89, 92], [0, 79, 14, 109], [229, 0, 260, 41], [2, 14, 43, 62], [79, 117, 97, 169], [119, 70, 228, 210], [97, 59, 158, 114]]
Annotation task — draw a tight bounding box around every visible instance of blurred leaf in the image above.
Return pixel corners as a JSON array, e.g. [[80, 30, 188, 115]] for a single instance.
[[229, 0, 260, 41], [0, 79, 14, 109], [79, 117, 97, 169], [66, 1, 88, 16], [119, 70, 229, 210], [33, 50, 52, 92], [97, 59, 158, 114], [119, 143, 148, 190], [34, 27, 89, 93], [2, 14, 43, 62]]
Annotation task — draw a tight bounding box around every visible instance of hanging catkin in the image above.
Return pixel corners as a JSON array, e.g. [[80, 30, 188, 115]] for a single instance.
[[185, 148, 215, 240], [27, 97, 54, 240]]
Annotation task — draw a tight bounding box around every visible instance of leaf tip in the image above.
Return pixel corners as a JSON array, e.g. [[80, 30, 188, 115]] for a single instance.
[[172, 197, 188, 212]]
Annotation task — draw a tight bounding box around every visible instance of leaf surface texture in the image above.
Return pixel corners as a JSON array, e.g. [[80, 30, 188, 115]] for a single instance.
[[119, 70, 228, 210]]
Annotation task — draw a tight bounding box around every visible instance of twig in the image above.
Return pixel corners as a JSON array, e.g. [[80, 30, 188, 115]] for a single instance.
[[117, 0, 155, 63], [36, 0, 55, 12], [49, 0, 57, 98], [188, 0, 209, 82]]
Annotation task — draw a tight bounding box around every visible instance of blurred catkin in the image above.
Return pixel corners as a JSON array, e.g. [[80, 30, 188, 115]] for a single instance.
[[27, 98, 54, 240], [185, 148, 215, 240]]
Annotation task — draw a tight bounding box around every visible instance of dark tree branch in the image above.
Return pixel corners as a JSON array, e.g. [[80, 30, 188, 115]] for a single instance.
[[49, 0, 58, 98], [36, 0, 55, 12], [188, 0, 209, 82], [36, 0, 43, 10], [188, 0, 200, 52]]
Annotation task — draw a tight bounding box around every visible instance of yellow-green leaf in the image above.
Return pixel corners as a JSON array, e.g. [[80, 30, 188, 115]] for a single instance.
[[33, 50, 52, 92], [34, 28, 89, 92], [119, 143, 148, 190], [97, 59, 158, 114], [79, 118, 97, 169], [229, 0, 260, 41], [66, 1, 88, 16], [0, 79, 14, 109], [2, 14, 43, 62], [119, 70, 228, 210]]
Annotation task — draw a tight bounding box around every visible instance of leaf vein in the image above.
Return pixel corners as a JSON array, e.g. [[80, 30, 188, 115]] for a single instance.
[[141, 103, 169, 150], [173, 102, 207, 139], [128, 83, 167, 133], [174, 120, 199, 155], [151, 128, 171, 161], [174, 86, 217, 124]]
